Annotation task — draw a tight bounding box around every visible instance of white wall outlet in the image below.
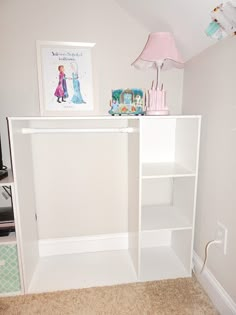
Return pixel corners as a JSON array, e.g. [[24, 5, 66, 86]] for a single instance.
[[215, 221, 228, 255]]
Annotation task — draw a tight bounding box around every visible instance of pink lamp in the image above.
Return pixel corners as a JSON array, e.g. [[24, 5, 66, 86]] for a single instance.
[[132, 32, 184, 115]]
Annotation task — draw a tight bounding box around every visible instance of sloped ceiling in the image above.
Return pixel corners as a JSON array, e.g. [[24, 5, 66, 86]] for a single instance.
[[115, 0, 222, 61]]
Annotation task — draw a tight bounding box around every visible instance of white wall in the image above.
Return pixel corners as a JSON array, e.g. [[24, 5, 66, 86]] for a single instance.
[[0, 0, 183, 167], [115, 0, 221, 61], [182, 37, 236, 302]]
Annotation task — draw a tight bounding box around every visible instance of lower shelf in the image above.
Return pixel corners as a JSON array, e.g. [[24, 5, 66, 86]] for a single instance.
[[140, 247, 191, 281], [142, 163, 196, 179], [28, 250, 137, 293]]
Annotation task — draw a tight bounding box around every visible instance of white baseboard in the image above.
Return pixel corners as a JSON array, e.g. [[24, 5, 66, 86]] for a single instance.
[[39, 233, 128, 257], [193, 251, 236, 315]]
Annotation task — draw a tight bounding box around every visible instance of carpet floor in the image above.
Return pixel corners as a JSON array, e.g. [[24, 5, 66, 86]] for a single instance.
[[0, 277, 218, 315]]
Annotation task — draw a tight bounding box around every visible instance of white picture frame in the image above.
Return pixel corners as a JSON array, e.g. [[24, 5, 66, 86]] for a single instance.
[[36, 41, 96, 116]]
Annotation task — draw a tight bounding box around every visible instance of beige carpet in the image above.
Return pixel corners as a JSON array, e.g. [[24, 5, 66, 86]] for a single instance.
[[0, 277, 218, 315]]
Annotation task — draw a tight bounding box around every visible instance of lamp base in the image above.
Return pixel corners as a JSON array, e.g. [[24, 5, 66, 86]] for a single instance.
[[146, 109, 169, 116]]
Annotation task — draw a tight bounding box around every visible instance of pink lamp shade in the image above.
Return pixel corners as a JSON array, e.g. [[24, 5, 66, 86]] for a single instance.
[[132, 32, 184, 71]]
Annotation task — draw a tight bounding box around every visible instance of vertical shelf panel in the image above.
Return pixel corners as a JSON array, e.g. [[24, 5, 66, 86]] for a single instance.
[[8, 119, 39, 293], [172, 177, 196, 226], [175, 117, 200, 172], [128, 119, 140, 278], [141, 118, 176, 163]]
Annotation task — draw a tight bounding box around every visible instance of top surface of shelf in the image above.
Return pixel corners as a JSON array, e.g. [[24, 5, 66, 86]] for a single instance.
[[142, 163, 196, 178], [8, 115, 201, 121], [0, 169, 14, 186]]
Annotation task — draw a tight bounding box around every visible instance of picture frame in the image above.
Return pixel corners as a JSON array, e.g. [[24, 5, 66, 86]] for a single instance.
[[36, 41, 96, 116]]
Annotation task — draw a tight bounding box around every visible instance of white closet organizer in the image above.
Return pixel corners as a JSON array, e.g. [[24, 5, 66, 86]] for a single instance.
[[8, 116, 201, 294]]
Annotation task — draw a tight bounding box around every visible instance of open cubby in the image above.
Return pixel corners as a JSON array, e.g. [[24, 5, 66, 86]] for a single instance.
[[141, 117, 200, 178], [140, 229, 192, 281], [141, 177, 196, 231]]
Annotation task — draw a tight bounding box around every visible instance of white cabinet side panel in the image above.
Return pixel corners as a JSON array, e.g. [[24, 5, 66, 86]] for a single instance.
[[175, 118, 200, 172], [8, 120, 39, 292], [141, 118, 176, 163], [128, 120, 140, 278], [173, 177, 195, 224]]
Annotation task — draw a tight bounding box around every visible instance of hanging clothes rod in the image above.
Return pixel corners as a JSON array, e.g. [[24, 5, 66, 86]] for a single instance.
[[21, 127, 138, 134]]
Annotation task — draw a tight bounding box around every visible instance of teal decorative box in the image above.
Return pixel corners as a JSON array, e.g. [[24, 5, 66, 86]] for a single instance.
[[109, 88, 145, 115], [0, 244, 21, 294]]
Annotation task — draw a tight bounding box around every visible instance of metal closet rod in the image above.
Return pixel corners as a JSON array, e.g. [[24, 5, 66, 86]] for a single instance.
[[21, 127, 139, 134]]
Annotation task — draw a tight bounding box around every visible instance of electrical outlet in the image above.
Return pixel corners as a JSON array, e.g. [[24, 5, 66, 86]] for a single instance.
[[215, 222, 228, 255]]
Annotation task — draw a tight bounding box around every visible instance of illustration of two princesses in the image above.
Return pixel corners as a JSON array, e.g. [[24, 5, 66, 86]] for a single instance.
[[54, 62, 85, 104]]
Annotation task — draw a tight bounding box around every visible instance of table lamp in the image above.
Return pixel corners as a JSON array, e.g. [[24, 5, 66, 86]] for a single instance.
[[132, 32, 184, 115]]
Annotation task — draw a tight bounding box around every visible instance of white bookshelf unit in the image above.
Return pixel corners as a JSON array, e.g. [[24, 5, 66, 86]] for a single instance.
[[7, 115, 201, 294]]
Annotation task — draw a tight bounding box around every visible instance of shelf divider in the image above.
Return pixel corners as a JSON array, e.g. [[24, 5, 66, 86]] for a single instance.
[[142, 162, 196, 179]]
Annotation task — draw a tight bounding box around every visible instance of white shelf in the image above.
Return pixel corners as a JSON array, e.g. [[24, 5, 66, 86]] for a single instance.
[[0, 232, 16, 245], [142, 163, 195, 179], [142, 205, 192, 231], [140, 247, 190, 281], [8, 115, 201, 121], [0, 169, 14, 186], [29, 250, 137, 293]]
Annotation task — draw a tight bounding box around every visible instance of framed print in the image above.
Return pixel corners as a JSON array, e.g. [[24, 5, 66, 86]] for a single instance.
[[37, 41, 96, 116]]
